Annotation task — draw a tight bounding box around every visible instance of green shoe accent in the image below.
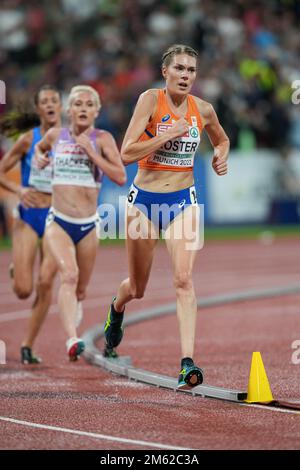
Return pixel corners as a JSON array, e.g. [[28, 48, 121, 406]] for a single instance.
[[103, 346, 119, 358], [104, 303, 112, 332], [21, 347, 42, 365]]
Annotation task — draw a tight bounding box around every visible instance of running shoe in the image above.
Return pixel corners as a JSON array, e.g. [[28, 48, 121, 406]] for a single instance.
[[21, 346, 42, 364], [66, 337, 85, 361], [177, 365, 204, 389], [103, 345, 119, 359], [104, 297, 124, 350]]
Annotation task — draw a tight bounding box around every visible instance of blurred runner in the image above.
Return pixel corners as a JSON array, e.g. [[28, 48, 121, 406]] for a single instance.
[[0, 85, 62, 364], [35, 85, 126, 361]]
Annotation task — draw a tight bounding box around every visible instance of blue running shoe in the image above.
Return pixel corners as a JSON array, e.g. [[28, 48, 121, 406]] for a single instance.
[[178, 365, 204, 389], [104, 297, 124, 350]]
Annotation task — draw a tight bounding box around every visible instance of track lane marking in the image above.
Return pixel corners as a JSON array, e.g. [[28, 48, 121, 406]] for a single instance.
[[0, 416, 191, 450], [239, 402, 300, 415]]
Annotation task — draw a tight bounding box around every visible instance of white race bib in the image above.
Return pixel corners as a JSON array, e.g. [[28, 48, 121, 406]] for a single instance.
[[147, 123, 200, 169], [53, 142, 101, 188]]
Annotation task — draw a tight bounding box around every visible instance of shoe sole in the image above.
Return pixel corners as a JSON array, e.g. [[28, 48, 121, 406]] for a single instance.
[[21, 361, 42, 366], [177, 369, 204, 389], [21, 359, 42, 365]]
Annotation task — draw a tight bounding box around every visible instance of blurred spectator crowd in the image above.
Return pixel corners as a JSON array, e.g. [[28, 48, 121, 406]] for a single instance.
[[0, 0, 300, 150]]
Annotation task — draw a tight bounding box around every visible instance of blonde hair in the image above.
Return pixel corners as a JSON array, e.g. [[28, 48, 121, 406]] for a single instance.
[[162, 44, 198, 67], [67, 85, 101, 110]]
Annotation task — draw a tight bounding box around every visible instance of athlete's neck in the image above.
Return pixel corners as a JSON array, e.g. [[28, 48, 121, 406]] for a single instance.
[[70, 124, 94, 136], [165, 89, 188, 115]]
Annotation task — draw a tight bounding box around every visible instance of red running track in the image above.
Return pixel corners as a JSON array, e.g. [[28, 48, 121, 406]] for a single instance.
[[0, 238, 299, 449]]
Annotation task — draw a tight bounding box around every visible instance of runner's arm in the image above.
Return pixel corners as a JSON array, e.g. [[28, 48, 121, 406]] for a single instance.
[[34, 127, 59, 169], [201, 101, 230, 176], [74, 131, 126, 186], [121, 90, 189, 165], [0, 132, 32, 194]]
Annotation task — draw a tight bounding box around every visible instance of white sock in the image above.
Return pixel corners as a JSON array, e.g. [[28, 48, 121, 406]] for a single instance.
[[66, 337, 80, 352], [75, 301, 83, 328]]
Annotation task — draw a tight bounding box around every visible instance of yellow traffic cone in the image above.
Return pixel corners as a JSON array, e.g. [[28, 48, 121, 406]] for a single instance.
[[244, 352, 274, 403]]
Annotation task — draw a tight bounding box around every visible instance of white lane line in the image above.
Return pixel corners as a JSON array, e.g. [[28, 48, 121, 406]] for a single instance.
[[239, 402, 300, 415], [0, 416, 190, 450]]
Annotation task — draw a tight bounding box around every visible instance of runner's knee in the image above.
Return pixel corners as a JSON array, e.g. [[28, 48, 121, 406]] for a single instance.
[[60, 268, 79, 287], [173, 271, 193, 292], [14, 283, 33, 299], [36, 274, 54, 294]]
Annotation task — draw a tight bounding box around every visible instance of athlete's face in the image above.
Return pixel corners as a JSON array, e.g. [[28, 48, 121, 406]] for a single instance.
[[162, 54, 197, 95], [36, 90, 62, 126], [69, 92, 99, 128]]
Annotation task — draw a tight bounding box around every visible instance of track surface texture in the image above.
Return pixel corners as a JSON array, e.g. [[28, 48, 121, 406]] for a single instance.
[[0, 238, 299, 450]]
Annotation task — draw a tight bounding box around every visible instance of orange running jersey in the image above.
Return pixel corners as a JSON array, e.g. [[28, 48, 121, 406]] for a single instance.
[[138, 89, 203, 172]]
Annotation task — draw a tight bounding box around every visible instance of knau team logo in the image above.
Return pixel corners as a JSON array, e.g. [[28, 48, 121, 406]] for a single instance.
[[190, 127, 199, 138]]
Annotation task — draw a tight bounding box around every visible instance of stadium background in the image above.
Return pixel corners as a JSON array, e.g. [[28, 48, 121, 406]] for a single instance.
[[0, 0, 300, 239], [0, 0, 300, 453]]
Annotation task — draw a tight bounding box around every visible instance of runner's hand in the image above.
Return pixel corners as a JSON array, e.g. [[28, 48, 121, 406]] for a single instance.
[[74, 133, 95, 157], [18, 187, 39, 208], [34, 146, 51, 169], [212, 149, 228, 176], [168, 118, 189, 139]]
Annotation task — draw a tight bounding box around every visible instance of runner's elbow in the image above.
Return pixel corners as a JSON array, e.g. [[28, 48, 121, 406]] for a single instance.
[[121, 152, 132, 165], [121, 142, 136, 165]]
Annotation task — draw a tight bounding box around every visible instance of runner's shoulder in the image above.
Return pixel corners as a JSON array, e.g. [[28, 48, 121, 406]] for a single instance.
[[18, 129, 33, 152], [139, 88, 158, 104], [191, 96, 215, 126], [192, 96, 214, 118]]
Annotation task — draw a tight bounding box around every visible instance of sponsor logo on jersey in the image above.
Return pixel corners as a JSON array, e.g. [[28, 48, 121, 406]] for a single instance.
[[157, 123, 189, 138], [190, 127, 199, 138], [80, 224, 94, 231]]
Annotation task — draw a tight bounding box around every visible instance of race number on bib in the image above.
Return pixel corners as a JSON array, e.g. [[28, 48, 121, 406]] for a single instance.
[[127, 185, 138, 205]]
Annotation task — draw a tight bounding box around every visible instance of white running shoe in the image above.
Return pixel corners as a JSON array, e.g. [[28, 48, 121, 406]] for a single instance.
[[66, 337, 85, 361]]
